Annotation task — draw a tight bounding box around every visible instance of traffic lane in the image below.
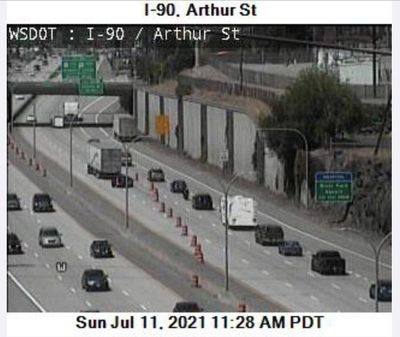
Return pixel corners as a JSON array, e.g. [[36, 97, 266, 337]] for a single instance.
[[7, 275, 41, 312], [8, 163, 183, 312], [127, 138, 392, 267], [24, 128, 384, 311], [10, 140, 241, 313]]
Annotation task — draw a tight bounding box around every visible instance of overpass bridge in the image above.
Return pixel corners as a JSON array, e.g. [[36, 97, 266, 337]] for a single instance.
[[7, 81, 137, 126]]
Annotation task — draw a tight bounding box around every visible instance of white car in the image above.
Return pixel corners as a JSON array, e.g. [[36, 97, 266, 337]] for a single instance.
[[26, 114, 36, 123]]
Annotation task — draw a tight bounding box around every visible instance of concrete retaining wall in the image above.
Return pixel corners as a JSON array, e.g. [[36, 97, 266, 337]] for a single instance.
[[148, 93, 160, 138], [233, 112, 257, 180], [207, 106, 227, 169], [137, 90, 146, 133], [183, 101, 202, 159], [164, 97, 178, 149], [264, 147, 285, 195]]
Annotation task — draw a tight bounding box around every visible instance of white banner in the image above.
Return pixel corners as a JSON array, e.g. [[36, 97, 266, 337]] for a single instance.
[[7, 313, 392, 337]]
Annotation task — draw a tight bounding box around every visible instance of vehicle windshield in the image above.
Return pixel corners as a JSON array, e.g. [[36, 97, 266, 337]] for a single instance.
[[43, 229, 59, 236], [87, 270, 104, 278], [321, 251, 340, 258]]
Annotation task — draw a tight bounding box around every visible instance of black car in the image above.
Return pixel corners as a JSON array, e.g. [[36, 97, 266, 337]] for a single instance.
[[7, 233, 23, 254], [81, 269, 110, 292], [111, 174, 134, 188], [192, 193, 213, 210], [90, 240, 113, 258], [147, 168, 165, 182], [172, 302, 202, 312], [369, 280, 392, 302], [7, 193, 21, 211], [32, 193, 54, 212], [278, 240, 303, 256], [170, 180, 187, 193], [255, 224, 284, 246]]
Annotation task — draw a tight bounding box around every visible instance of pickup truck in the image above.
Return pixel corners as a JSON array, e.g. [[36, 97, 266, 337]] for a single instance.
[[311, 250, 346, 275]]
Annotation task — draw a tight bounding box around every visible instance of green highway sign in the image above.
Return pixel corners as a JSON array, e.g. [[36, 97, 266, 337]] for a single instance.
[[62, 56, 96, 80], [79, 78, 103, 95], [315, 172, 352, 202]]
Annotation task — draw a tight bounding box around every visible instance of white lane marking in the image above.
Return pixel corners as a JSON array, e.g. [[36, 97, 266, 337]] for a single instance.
[[285, 282, 293, 288], [262, 270, 270, 276], [142, 200, 146, 205], [79, 127, 91, 138], [205, 238, 212, 244], [331, 283, 341, 290], [185, 208, 190, 213], [100, 128, 109, 137], [70, 287, 76, 293], [7, 271, 46, 312], [358, 297, 368, 303], [45, 263, 50, 269], [140, 304, 148, 311], [212, 223, 216, 227], [130, 148, 391, 269], [152, 207, 157, 211], [23, 242, 29, 248], [65, 245, 71, 250], [308, 271, 316, 278], [122, 290, 129, 297], [77, 255, 83, 260], [241, 258, 249, 265], [263, 249, 271, 256], [174, 201, 179, 205], [33, 252, 39, 258], [310, 295, 319, 302], [198, 215, 203, 220], [57, 275, 62, 281], [36, 219, 41, 224], [245, 240, 251, 246], [85, 300, 92, 307], [354, 273, 361, 278], [284, 260, 293, 266], [363, 277, 369, 283], [347, 270, 353, 275]]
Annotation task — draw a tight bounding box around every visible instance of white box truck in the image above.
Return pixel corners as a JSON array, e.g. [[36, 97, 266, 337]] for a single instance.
[[87, 139, 122, 179], [113, 114, 137, 142], [63, 102, 81, 123], [220, 195, 257, 229]]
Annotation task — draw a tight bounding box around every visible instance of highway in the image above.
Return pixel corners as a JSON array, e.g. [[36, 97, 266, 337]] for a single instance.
[[8, 56, 391, 312]]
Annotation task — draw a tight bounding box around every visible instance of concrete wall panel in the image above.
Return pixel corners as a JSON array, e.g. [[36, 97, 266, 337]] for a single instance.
[[233, 112, 256, 180], [264, 147, 285, 194], [137, 90, 146, 133], [164, 97, 178, 149], [207, 107, 227, 168], [148, 93, 160, 138], [183, 101, 201, 159]]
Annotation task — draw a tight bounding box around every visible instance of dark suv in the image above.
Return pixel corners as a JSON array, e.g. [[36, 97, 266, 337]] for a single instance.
[[90, 240, 114, 258], [170, 180, 187, 193], [192, 193, 213, 210], [255, 224, 284, 246], [81, 269, 110, 292], [147, 168, 165, 182], [111, 174, 134, 188], [7, 193, 21, 211], [369, 280, 392, 302], [172, 302, 202, 312], [7, 232, 23, 254], [32, 193, 54, 212]]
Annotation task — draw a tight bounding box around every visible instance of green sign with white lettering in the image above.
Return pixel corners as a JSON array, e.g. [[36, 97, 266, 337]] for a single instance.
[[315, 172, 352, 202], [62, 56, 96, 80], [79, 78, 103, 95]]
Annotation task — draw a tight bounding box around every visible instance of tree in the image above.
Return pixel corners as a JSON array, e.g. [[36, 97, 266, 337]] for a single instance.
[[259, 67, 364, 196]]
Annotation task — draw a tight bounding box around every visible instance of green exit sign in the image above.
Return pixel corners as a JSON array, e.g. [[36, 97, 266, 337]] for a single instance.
[[315, 172, 352, 202], [62, 56, 96, 80], [79, 78, 103, 96]]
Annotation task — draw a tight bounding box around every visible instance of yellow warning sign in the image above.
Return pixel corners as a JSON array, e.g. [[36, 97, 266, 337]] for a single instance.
[[156, 115, 170, 135]]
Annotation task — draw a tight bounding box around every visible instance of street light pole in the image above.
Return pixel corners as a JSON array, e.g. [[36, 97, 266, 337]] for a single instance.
[[257, 128, 309, 208], [33, 104, 37, 159], [121, 143, 131, 232], [335, 228, 391, 312], [223, 171, 248, 292]]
